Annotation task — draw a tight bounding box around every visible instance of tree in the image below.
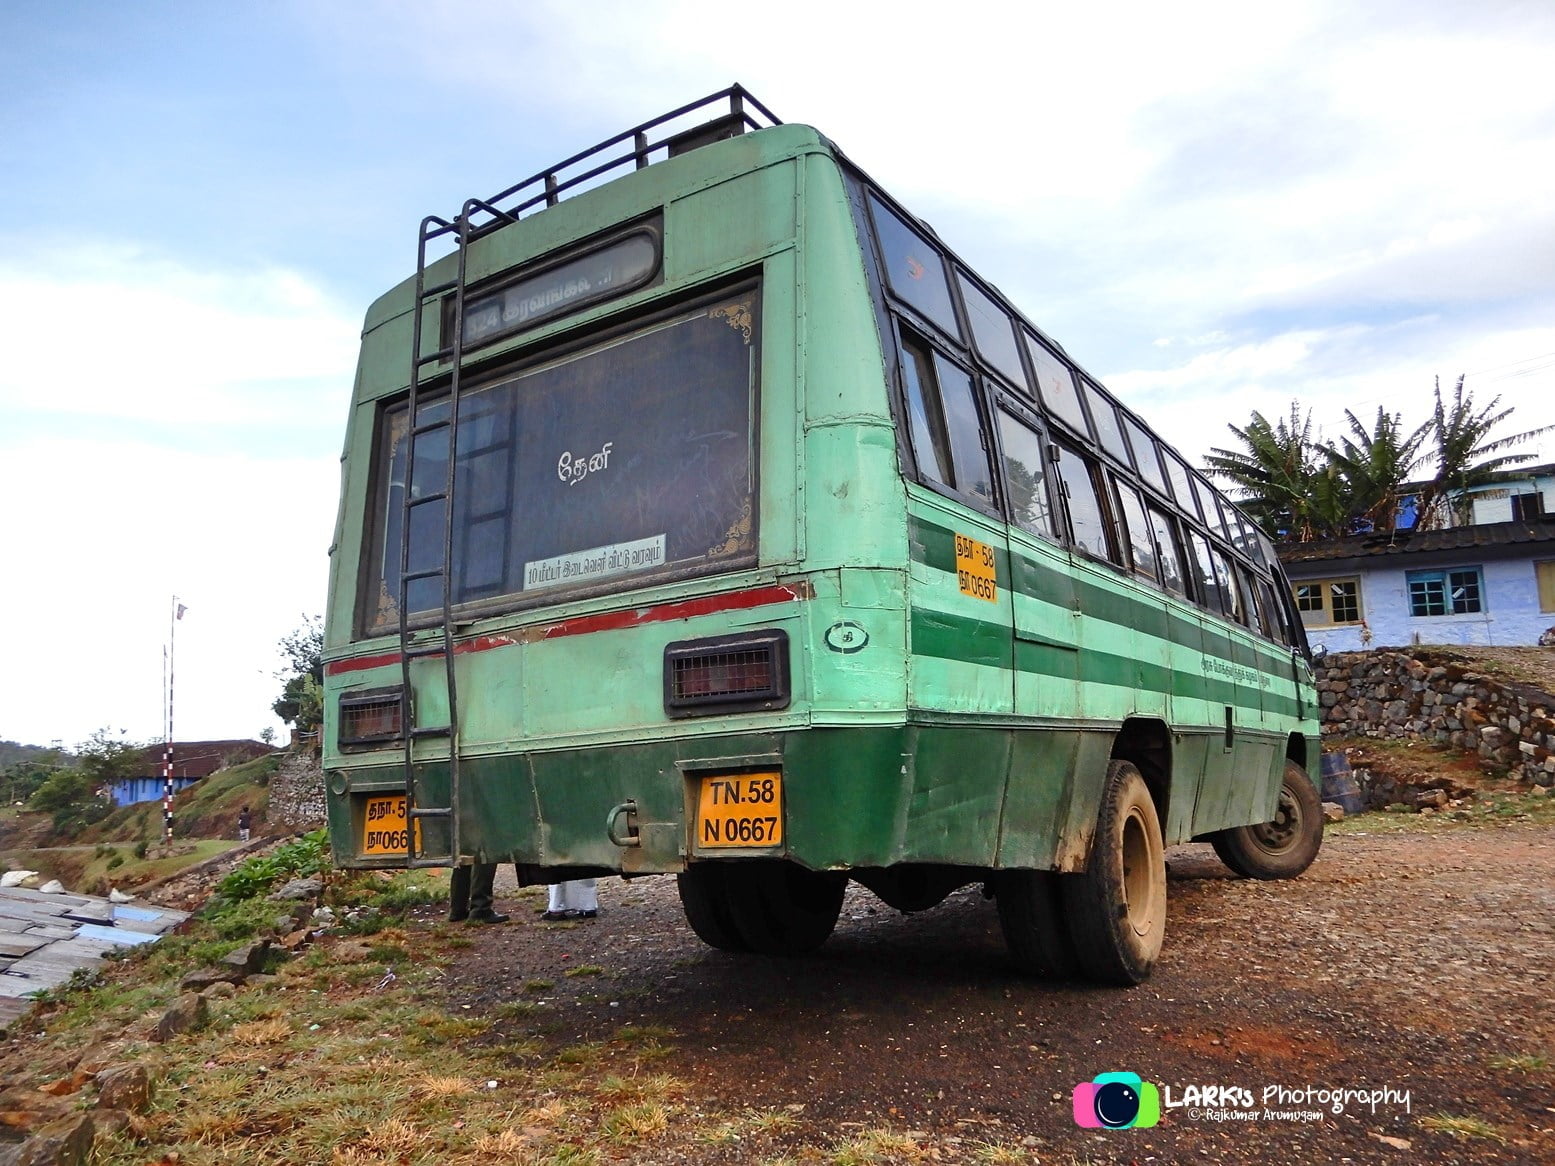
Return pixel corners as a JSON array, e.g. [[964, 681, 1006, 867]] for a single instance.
[[273, 615, 325, 738], [1414, 375, 1555, 529], [28, 728, 134, 834], [1316, 406, 1431, 534], [1203, 403, 1340, 540], [1211, 378, 1550, 542]]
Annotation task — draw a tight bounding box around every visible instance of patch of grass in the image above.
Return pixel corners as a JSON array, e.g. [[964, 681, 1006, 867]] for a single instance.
[[601, 1101, 669, 1143], [525, 978, 556, 992], [828, 1128, 926, 1166], [1488, 1052, 1549, 1072], [564, 964, 606, 978], [1419, 1113, 1508, 1143]]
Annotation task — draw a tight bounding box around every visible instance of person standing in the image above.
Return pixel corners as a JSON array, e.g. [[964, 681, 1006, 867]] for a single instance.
[[237, 806, 252, 843], [543, 879, 598, 921], [449, 862, 509, 924]]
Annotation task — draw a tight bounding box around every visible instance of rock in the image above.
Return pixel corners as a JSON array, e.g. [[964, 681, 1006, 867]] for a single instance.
[[309, 905, 336, 925], [107, 889, 134, 904], [93, 1065, 150, 1113], [273, 913, 299, 934], [201, 981, 238, 1000], [0, 870, 38, 888], [267, 877, 323, 902], [86, 1109, 131, 1141], [36, 881, 66, 895], [1322, 802, 1345, 822], [153, 993, 209, 1043], [221, 939, 276, 974], [179, 967, 244, 992], [12, 1112, 93, 1166]]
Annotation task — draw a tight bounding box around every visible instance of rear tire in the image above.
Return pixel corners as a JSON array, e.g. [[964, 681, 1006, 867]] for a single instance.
[[1210, 760, 1323, 880], [997, 870, 1079, 979], [721, 861, 846, 955], [1062, 760, 1167, 986], [677, 865, 749, 952]]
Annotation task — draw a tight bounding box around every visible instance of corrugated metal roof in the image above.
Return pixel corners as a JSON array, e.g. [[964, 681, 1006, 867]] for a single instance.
[[1277, 519, 1555, 565]]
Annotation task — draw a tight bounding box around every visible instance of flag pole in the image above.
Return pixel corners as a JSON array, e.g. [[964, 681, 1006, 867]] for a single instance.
[[163, 595, 178, 844]]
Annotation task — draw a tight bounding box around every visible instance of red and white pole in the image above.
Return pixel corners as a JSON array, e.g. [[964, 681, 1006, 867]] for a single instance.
[[163, 595, 178, 844]]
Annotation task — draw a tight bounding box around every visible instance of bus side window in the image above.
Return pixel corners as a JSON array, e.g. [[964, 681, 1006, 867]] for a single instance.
[[1165, 451, 1202, 521], [958, 273, 1027, 389], [1146, 505, 1189, 598], [1026, 333, 1089, 434], [1113, 480, 1159, 585], [1187, 531, 1225, 615], [1213, 546, 1249, 626], [995, 410, 1056, 538], [899, 335, 954, 486], [1081, 379, 1131, 464], [1122, 414, 1169, 497], [869, 195, 961, 339], [1054, 443, 1117, 563], [1241, 566, 1274, 638], [898, 332, 995, 506], [1255, 576, 1288, 643]]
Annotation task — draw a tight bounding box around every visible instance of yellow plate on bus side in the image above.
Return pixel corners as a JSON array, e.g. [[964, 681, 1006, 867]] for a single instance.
[[360, 795, 422, 857], [695, 772, 783, 849]]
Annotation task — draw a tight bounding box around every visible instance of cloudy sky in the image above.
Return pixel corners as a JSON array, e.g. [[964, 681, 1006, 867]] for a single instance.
[[2, 0, 1552, 749]]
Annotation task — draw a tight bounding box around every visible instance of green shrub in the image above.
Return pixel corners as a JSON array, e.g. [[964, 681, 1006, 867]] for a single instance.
[[216, 829, 329, 901]]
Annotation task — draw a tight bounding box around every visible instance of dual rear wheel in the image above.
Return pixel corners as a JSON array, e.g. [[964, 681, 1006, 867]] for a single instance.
[[999, 760, 1166, 985]]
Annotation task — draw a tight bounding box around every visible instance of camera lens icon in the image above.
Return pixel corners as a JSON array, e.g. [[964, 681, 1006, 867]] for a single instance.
[[1072, 1072, 1161, 1129]]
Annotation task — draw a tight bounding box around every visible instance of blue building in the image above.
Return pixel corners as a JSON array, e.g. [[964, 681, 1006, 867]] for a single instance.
[[1280, 520, 1555, 653], [106, 740, 275, 807]]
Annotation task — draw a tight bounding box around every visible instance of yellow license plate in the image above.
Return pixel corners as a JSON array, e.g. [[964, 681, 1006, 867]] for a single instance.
[[696, 772, 783, 849], [360, 795, 422, 857]]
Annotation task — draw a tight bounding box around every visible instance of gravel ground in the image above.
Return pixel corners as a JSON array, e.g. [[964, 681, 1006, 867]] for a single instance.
[[440, 823, 1555, 1164]]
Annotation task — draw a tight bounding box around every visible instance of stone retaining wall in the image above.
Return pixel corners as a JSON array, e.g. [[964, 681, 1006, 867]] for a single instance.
[[1315, 649, 1555, 786], [267, 745, 326, 830]]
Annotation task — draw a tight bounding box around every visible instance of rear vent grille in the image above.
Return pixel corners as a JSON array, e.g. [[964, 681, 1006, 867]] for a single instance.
[[339, 688, 406, 745], [664, 630, 790, 718]]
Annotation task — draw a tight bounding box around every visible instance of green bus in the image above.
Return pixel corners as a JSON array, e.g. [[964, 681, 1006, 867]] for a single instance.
[[322, 86, 1322, 985]]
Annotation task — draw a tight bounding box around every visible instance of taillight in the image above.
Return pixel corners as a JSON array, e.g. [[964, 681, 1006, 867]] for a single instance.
[[664, 630, 790, 718], [339, 688, 405, 744]]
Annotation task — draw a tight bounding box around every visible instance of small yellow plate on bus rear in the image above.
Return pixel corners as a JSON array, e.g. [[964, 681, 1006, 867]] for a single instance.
[[360, 795, 422, 857], [696, 772, 783, 849]]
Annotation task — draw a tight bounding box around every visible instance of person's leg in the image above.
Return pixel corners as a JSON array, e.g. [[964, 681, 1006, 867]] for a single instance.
[[448, 864, 472, 922], [573, 879, 599, 917], [544, 883, 567, 920], [468, 863, 508, 923]]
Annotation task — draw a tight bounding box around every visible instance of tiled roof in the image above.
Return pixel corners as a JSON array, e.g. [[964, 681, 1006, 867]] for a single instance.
[[1277, 520, 1555, 565], [130, 739, 275, 780]]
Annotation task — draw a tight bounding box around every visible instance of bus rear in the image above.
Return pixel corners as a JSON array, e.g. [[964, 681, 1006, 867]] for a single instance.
[[323, 88, 1322, 983]]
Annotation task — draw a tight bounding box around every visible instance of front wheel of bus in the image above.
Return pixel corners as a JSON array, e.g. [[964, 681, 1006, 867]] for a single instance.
[[1210, 761, 1324, 880], [1063, 760, 1166, 986], [723, 861, 846, 956]]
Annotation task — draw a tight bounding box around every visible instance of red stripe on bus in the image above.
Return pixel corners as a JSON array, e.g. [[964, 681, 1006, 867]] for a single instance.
[[323, 584, 805, 676]]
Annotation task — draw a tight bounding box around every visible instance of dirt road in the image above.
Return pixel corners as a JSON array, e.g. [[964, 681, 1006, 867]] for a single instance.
[[445, 825, 1555, 1164]]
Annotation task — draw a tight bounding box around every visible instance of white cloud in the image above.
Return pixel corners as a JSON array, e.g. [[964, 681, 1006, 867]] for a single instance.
[[0, 436, 338, 747], [0, 242, 359, 427]]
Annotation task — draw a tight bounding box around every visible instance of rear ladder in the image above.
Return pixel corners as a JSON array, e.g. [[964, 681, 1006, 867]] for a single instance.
[[396, 198, 517, 868]]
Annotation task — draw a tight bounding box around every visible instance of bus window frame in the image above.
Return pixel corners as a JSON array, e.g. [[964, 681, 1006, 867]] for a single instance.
[[891, 322, 1001, 519], [1052, 440, 1121, 566], [357, 276, 765, 637], [993, 397, 1061, 543], [865, 192, 964, 347]]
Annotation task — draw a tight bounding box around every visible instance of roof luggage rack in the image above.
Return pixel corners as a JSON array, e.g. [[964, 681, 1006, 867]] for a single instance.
[[428, 83, 781, 248]]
